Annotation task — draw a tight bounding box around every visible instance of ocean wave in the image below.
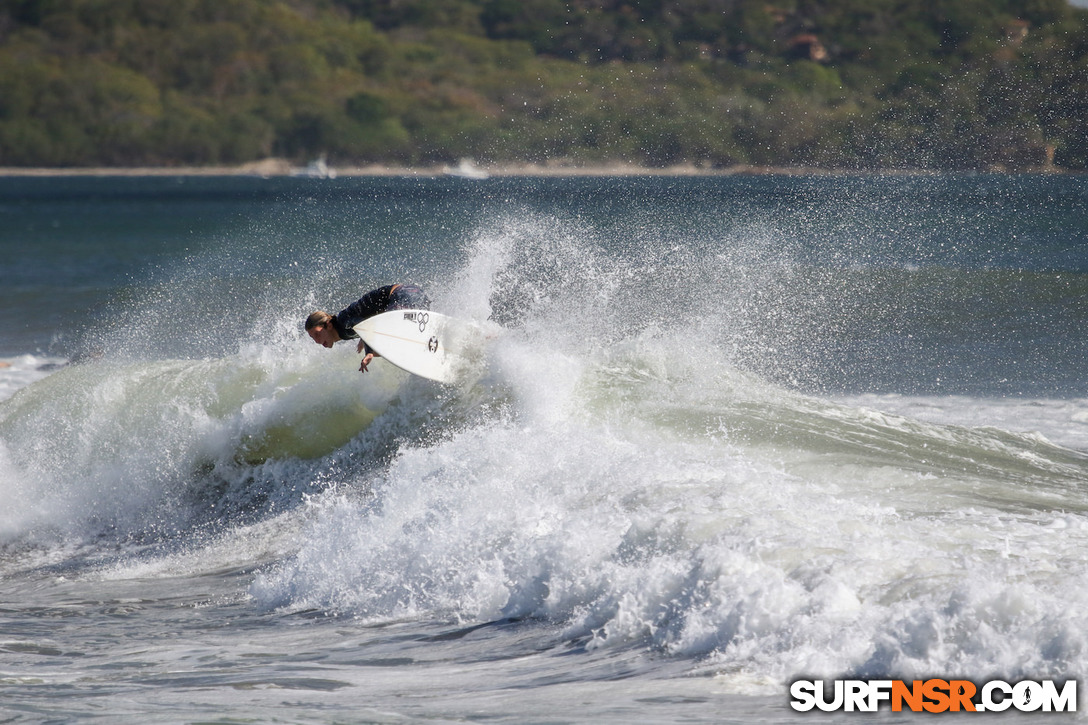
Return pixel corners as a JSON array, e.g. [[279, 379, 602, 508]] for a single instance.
[[0, 343, 418, 541]]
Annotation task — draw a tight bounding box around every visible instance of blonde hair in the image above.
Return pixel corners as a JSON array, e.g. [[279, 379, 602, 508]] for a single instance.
[[304, 310, 333, 331]]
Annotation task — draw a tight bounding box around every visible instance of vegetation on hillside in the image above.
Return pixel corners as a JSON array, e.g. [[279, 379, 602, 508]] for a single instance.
[[1, 0, 1086, 170]]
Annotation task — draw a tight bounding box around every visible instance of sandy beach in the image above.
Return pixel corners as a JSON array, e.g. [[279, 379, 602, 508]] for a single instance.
[[0, 158, 889, 178], [1, 159, 1070, 178]]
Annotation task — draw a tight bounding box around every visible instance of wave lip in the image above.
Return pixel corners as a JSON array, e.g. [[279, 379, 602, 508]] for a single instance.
[[0, 345, 408, 541]]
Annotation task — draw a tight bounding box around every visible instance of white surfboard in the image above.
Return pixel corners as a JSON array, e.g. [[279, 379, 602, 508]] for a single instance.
[[353, 309, 485, 383]]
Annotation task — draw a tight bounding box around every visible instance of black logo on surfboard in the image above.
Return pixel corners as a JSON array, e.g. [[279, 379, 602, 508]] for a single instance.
[[403, 311, 429, 333], [427, 336, 439, 353]]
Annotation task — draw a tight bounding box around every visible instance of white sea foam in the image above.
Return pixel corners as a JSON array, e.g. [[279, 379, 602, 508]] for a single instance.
[[252, 370, 1088, 693]]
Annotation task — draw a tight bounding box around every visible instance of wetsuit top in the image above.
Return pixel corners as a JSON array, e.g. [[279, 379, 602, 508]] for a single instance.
[[330, 284, 430, 351]]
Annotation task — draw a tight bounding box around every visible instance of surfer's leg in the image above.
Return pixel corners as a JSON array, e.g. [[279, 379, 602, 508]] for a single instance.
[[388, 284, 430, 310]]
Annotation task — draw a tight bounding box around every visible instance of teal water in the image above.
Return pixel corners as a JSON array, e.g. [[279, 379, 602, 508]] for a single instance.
[[0, 174, 1086, 723]]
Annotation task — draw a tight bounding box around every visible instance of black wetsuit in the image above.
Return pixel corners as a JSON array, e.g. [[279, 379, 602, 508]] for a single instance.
[[330, 284, 429, 354]]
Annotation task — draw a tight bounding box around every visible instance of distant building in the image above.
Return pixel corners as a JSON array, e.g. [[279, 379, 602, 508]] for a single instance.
[[789, 34, 828, 62]]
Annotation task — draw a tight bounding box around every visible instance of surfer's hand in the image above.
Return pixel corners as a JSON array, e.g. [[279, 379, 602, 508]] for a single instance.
[[359, 353, 375, 373]]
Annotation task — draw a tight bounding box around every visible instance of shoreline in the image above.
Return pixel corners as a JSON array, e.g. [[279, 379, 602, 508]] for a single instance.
[[0, 159, 1071, 178]]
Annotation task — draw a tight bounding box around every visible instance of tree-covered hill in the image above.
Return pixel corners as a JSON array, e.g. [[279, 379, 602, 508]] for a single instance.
[[1, 0, 1086, 170]]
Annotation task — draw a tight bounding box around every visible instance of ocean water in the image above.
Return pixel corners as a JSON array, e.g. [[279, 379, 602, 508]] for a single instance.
[[0, 173, 1086, 723]]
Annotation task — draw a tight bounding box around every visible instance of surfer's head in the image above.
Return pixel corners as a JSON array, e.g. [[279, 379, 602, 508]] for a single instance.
[[304, 311, 340, 348]]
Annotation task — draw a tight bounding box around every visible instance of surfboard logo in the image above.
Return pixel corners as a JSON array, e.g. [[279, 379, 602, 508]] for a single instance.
[[403, 311, 430, 333], [427, 336, 439, 353]]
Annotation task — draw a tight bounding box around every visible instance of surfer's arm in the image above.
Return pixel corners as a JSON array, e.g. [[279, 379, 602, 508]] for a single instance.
[[356, 339, 380, 373]]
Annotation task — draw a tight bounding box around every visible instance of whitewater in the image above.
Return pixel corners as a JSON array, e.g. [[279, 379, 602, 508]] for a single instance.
[[0, 174, 1085, 723]]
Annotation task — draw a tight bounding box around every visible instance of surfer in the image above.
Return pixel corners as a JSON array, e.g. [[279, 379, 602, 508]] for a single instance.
[[305, 284, 429, 372]]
